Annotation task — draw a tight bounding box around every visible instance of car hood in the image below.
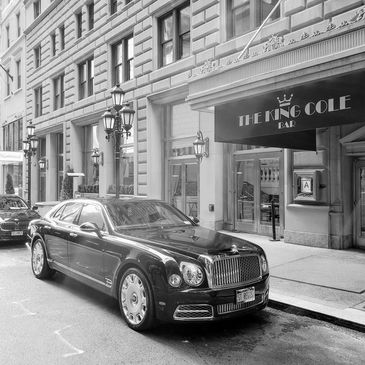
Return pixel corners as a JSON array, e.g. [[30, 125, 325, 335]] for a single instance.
[[116, 225, 262, 258], [0, 210, 40, 222]]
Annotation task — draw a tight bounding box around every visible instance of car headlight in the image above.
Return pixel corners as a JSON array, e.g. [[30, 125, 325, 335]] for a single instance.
[[260, 254, 269, 274], [179, 262, 204, 287], [168, 274, 182, 288]]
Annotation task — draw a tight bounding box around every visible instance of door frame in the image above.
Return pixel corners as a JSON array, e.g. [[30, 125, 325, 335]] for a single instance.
[[354, 159, 365, 249], [232, 148, 284, 237]]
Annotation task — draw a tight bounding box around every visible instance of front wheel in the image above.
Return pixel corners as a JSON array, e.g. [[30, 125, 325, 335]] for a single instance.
[[31, 239, 54, 279], [118, 268, 155, 331]]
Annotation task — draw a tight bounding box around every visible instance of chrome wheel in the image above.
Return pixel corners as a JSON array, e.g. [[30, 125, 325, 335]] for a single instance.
[[32, 240, 44, 276], [121, 273, 147, 325]]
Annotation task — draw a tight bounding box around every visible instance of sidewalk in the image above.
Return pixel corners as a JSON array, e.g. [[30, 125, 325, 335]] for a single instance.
[[221, 231, 365, 332]]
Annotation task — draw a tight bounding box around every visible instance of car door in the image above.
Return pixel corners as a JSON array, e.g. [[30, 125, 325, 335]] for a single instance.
[[44, 202, 83, 267], [68, 203, 106, 289]]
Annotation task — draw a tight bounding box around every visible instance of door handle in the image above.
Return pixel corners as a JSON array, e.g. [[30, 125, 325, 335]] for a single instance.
[[44, 225, 51, 230], [69, 232, 78, 238]]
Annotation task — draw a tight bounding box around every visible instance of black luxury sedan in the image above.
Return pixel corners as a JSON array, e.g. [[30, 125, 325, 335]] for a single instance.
[[0, 195, 40, 244], [29, 197, 269, 331]]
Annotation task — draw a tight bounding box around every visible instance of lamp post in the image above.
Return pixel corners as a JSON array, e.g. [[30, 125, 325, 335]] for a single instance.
[[23, 121, 38, 206], [102, 84, 135, 198]]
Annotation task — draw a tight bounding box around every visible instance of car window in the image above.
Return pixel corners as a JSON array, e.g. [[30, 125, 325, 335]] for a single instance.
[[77, 204, 106, 231], [0, 197, 27, 210], [52, 204, 66, 220], [58, 202, 83, 224]]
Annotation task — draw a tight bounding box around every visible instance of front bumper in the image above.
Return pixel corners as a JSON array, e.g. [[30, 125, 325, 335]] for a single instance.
[[155, 275, 269, 322], [0, 230, 28, 243]]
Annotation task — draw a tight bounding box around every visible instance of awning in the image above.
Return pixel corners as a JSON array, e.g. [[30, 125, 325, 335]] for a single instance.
[[215, 70, 365, 150], [0, 151, 23, 164]]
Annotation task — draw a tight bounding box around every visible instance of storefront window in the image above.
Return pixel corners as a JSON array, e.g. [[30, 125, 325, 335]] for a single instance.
[[38, 138, 46, 202], [57, 134, 64, 199], [3, 164, 22, 197], [82, 125, 99, 190]]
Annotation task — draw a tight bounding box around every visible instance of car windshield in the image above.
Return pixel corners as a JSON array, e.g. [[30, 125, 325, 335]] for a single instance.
[[105, 200, 193, 229], [0, 196, 28, 210]]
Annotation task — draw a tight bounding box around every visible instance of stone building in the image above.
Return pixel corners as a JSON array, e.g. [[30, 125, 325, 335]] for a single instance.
[[2, 0, 365, 250]]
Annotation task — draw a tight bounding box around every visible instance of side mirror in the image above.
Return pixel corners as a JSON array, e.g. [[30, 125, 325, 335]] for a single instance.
[[32, 205, 39, 211], [80, 222, 103, 238], [192, 217, 200, 224]]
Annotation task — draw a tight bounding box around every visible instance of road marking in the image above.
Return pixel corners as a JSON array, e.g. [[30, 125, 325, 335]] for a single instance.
[[54, 325, 84, 358], [12, 299, 36, 317]]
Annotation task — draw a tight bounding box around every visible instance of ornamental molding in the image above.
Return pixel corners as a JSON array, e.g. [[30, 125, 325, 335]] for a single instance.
[[188, 6, 365, 80]]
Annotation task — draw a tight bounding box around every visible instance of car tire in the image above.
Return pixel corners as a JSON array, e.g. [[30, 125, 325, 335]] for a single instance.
[[31, 238, 54, 279], [118, 267, 155, 331]]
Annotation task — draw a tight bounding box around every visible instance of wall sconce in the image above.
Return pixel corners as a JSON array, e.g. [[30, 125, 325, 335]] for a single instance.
[[91, 147, 103, 166], [193, 130, 209, 162], [38, 158, 49, 170]]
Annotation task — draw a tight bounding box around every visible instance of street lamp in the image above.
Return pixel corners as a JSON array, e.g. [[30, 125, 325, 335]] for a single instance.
[[23, 121, 38, 206], [102, 84, 135, 198], [193, 130, 209, 162]]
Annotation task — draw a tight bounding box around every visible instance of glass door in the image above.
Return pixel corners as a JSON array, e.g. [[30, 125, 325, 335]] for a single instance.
[[234, 151, 283, 236], [169, 161, 198, 219], [354, 161, 365, 249]]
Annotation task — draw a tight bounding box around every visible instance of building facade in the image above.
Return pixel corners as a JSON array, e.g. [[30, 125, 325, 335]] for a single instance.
[[0, 0, 26, 197], [2, 0, 365, 250]]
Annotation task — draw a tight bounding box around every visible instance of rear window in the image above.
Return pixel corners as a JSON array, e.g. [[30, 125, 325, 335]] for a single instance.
[[0, 197, 28, 210]]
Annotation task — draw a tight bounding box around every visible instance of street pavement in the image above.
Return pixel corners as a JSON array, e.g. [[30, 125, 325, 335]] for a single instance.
[[221, 231, 365, 332]]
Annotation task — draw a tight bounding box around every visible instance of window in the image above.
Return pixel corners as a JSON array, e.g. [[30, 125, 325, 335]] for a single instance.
[[228, 0, 280, 38], [16, 60, 21, 89], [76, 11, 82, 38], [51, 33, 56, 56], [88, 2, 94, 30], [16, 13, 21, 37], [6, 68, 11, 96], [57, 202, 83, 224], [78, 57, 94, 99], [34, 86, 43, 117], [34, 0, 41, 19], [6, 25, 10, 48], [83, 124, 99, 187], [34, 45, 41, 68], [110, 0, 117, 14], [59, 25, 65, 50], [53, 74, 65, 110], [57, 133, 64, 199], [112, 35, 134, 85], [77, 204, 106, 230], [2, 118, 23, 151], [159, 2, 190, 67]]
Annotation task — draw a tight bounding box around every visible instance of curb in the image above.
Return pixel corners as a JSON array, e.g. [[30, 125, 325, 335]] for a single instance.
[[268, 299, 365, 333]]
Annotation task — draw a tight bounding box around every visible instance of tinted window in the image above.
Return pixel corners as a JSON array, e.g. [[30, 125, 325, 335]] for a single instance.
[[77, 204, 106, 230], [0, 196, 27, 210], [105, 200, 192, 229], [58, 203, 82, 223]]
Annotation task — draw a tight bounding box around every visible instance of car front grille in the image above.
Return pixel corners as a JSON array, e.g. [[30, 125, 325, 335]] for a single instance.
[[212, 254, 261, 288], [173, 304, 213, 320], [0, 222, 28, 231], [216, 294, 264, 315]]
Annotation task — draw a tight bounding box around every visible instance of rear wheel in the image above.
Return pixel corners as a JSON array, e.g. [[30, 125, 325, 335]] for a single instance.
[[118, 268, 155, 331], [31, 239, 54, 279]]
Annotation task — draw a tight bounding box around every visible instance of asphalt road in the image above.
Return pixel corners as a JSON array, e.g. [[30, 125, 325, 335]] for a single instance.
[[1, 243, 364, 365]]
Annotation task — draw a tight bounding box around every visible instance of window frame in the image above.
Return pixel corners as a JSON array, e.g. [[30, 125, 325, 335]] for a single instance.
[[76, 10, 83, 39], [16, 60, 21, 89], [33, 0, 41, 19], [110, 0, 117, 14], [6, 25, 10, 48], [34, 86, 43, 118], [34, 45, 41, 68], [158, 2, 191, 68], [228, 0, 280, 39], [16, 12, 21, 37], [111, 34, 134, 85], [78, 57, 94, 99], [59, 25, 65, 50], [51, 32, 57, 56], [53, 73, 65, 110], [88, 2, 94, 30]]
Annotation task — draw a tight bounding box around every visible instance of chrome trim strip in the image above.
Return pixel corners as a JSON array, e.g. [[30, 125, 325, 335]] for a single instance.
[[173, 304, 214, 321], [51, 261, 106, 287]]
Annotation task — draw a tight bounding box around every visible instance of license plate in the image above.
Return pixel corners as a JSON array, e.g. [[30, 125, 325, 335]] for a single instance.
[[11, 231, 23, 236], [236, 287, 255, 304]]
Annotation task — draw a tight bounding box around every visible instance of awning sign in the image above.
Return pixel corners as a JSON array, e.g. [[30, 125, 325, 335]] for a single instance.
[[215, 71, 365, 150]]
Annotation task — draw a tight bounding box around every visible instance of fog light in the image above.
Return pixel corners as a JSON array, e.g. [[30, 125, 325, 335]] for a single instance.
[[168, 274, 182, 288]]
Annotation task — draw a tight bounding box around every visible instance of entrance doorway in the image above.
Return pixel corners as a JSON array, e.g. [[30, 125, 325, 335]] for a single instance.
[[234, 150, 283, 236], [354, 160, 365, 249]]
